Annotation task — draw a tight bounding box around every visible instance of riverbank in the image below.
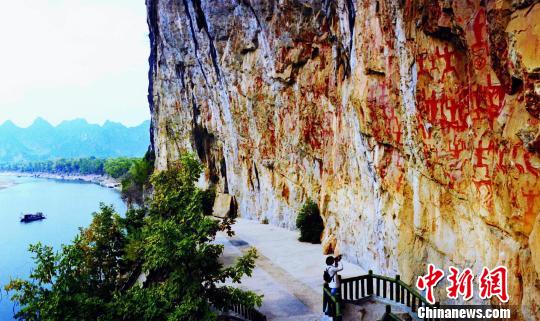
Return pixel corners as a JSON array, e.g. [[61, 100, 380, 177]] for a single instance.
[[0, 172, 121, 190]]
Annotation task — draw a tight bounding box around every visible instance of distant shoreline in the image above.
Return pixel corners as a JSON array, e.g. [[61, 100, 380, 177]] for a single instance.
[[0, 171, 121, 190], [0, 180, 16, 190]]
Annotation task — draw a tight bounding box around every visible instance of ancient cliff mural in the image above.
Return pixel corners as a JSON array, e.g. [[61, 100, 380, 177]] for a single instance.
[[146, 0, 540, 319]]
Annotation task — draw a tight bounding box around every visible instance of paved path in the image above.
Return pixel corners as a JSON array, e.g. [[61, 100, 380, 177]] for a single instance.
[[216, 218, 366, 321]]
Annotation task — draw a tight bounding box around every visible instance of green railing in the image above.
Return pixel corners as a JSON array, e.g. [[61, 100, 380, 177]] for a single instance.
[[323, 285, 343, 321], [381, 304, 404, 321], [220, 304, 267, 321], [324, 270, 439, 321]]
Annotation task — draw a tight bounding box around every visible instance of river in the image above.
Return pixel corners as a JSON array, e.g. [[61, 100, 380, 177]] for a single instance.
[[0, 175, 127, 320]]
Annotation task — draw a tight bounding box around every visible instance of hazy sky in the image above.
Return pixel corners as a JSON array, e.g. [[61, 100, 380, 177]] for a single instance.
[[0, 0, 149, 127]]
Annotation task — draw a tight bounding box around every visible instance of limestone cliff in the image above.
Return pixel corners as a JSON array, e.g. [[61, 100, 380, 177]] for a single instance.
[[146, 0, 540, 318]]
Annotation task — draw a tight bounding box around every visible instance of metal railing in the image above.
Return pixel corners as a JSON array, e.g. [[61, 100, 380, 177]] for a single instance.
[[382, 304, 404, 321], [323, 285, 343, 320], [324, 270, 439, 321], [220, 303, 267, 321]]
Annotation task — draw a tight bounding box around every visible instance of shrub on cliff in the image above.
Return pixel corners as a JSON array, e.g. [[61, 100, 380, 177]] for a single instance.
[[121, 150, 154, 205], [5, 153, 261, 321], [296, 199, 324, 244]]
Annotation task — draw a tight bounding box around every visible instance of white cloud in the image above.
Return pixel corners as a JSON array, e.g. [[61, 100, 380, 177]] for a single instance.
[[0, 0, 149, 126]]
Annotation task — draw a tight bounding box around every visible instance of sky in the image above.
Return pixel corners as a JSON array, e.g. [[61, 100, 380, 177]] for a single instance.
[[0, 0, 150, 127]]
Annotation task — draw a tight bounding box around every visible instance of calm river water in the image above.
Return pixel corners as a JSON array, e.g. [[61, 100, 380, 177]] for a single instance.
[[0, 175, 126, 320]]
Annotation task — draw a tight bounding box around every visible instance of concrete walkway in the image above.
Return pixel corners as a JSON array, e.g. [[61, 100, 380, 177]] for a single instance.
[[216, 218, 366, 321]]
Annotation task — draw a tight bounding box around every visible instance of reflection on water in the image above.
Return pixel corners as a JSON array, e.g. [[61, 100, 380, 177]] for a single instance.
[[0, 175, 126, 320]]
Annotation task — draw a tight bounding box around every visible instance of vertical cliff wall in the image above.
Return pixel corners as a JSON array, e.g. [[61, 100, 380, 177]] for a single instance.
[[146, 0, 540, 318]]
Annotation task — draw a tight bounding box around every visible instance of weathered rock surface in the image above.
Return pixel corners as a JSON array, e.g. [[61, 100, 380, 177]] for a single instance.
[[146, 0, 540, 319], [213, 192, 237, 218]]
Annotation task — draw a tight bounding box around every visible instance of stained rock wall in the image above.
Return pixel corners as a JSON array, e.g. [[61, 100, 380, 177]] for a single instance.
[[146, 0, 540, 318]]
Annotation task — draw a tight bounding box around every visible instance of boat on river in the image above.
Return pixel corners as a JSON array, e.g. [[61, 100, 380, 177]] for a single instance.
[[20, 212, 46, 223]]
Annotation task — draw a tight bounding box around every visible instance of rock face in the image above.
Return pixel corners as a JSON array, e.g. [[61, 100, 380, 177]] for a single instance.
[[212, 192, 238, 218], [146, 0, 540, 318]]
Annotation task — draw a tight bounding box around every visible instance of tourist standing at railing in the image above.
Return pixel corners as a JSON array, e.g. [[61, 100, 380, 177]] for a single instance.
[[324, 255, 344, 317], [326, 255, 344, 295]]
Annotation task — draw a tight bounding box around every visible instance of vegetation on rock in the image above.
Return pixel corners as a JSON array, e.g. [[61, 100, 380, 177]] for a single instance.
[[296, 199, 324, 244], [120, 151, 155, 206], [5, 153, 260, 321]]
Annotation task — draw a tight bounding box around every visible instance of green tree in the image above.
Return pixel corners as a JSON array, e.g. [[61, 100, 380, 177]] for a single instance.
[[112, 154, 260, 320], [104, 158, 137, 179], [5, 205, 126, 321], [6, 153, 260, 321], [296, 199, 324, 244], [121, 151, 154, 205]]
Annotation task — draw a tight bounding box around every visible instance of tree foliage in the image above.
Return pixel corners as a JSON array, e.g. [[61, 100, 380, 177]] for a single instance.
[[0, 157, 107, 175], [104, 158, 139, 179], [0, 157, 141, 179], [5, 205, 126, 321], [296, 199, 324, 244], [120, 151, 154, 206], [5, 153, 260, 321]]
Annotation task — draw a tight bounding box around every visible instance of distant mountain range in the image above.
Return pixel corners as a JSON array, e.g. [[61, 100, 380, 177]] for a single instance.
[[0, 118, 150, 163]]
